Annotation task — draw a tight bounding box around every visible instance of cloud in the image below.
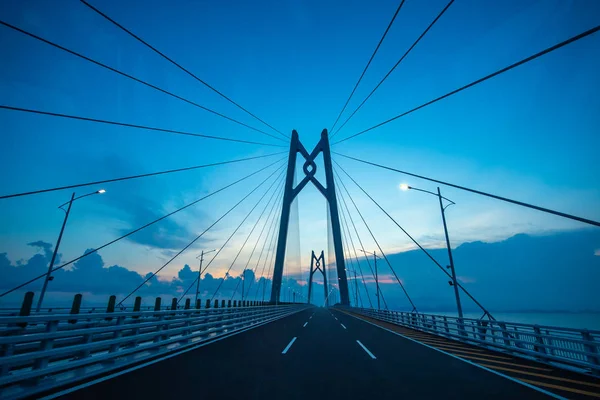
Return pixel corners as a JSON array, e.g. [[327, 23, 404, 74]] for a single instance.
[[0, 243, 279, 307], [115, 195, 199, 250], [27, 241, 57, 264], [4, 229, 597, 311], [81, 154, 208, 252]]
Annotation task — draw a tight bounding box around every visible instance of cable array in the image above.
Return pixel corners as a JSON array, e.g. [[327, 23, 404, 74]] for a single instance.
[[331, 0, 454, 138], [80, 0, 287, 139], [330, 0, 406, 133], [118, 163, 285, 305], [0, 152, 285, 200], [334, 153, 600, 228], [335, 172, 389, 309], [0, 106, 286, 149], [333, 24, 600, 144], [0, 158, 284, 298], [334, 167, 413, 311], [334, 159, 493, 318], [0, 20, 284, 143], [205, 171, 283, 301], [338, 190, 372, 308], [231, 186, 285, 301]]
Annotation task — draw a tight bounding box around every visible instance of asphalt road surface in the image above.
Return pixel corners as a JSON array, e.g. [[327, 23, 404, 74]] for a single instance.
[[39, 306, 565, 399]]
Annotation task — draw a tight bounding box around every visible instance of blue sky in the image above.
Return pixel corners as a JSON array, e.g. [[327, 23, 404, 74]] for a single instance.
[[0, 0, 599, 307]]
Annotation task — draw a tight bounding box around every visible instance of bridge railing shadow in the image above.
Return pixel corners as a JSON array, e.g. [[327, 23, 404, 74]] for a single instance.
[[0, 292, 309, 399], [339, 306, 600, 377]]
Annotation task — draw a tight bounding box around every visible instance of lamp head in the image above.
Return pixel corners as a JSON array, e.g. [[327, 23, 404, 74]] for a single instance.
[[97, 189, 106, 194], [399, 184, 410, 191]]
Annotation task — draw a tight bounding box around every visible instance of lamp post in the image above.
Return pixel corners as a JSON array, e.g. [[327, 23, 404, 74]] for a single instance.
[[37, 189, 106, 312], [359, 248, 381, 310], [242, 268, 247, 302], [196, 249, 216, 304], [400, 184, 463, 319], [345, 268, 359, 307]]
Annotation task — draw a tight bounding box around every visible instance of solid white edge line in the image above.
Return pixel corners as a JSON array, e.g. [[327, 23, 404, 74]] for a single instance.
[[341, 323, 347, 330], [303, 322, 308, 327], [356, 340, 376, 359], [282, 337, 297, 354], [41, 308, 309, 400], [342, 311, 566, 400]]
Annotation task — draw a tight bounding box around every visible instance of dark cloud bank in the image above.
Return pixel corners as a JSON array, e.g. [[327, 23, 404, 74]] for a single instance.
[[0, 229, 598, 311]]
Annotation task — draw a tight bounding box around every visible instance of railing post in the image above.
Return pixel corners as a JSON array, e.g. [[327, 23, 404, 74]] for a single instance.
[[79, 330, 94, 359], [17, 291, 34, 328], [581, 330, 600, 368], [457, 317, 467, 337], [33, 320, 59, 370], [513, 327, 524, 349], [221, 300, 226, 308], [109, 316, 125, 353], [206, 299, 211, 309], [196, 299, 202, 309], [0, 342, 13, 376], [154, 297, 162, 313], [19, 291, 34, 316], [214, 299, 219, 308], [69, 293, 82, 324], [105, 295, 116, 321], [153, 311, 164, 343], [477, 320, 489, 342], [533, 325, 547, 357], [228, 300, 232, 308], [134, 296, 142, 312], [443, 316, 450, 334], [185, 299, 191, 310], [171, 298, 177, 311], [545, 330, 555, 357], [499, 323, 511, 346], [233, 300, 237, 307]]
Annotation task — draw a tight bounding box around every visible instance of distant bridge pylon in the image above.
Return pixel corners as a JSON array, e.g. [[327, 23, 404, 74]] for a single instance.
[[307, 250, 328, 306]]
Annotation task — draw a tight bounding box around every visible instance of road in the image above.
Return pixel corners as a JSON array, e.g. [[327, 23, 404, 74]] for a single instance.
[[38, 306, 566, 399]]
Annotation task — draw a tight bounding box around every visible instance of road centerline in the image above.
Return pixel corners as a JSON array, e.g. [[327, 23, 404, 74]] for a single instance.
[[341, 323, 347, 330], [282, 337, 297, 354], [356, 340, 376, 359], [303, 322, 308, 328]]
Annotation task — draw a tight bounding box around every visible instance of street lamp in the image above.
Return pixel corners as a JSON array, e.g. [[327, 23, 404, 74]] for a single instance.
[[358, 248, 381, 310], [37, 189, 107, 312], [400, 184, 463, 319], [196, 249, 216, 304]]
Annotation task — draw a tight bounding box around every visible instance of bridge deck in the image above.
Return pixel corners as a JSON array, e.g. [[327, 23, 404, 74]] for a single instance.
[[41, 308, 599, 399], [341, 309, 600, 399]]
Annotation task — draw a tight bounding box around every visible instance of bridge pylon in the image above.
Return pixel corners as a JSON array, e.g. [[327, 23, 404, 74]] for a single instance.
[[270, 129, 350, 305], [307, 250, 328, 306]]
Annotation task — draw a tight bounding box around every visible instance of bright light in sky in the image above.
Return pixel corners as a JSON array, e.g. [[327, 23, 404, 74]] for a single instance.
[[97, 189, 106, 194], [399, 184, 410, 191]]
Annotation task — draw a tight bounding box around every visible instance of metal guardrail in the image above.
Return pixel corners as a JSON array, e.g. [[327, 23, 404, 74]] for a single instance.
[[345, 307, 600, 377], [0, 298, 286, 317], [0, 303, 308, 399]]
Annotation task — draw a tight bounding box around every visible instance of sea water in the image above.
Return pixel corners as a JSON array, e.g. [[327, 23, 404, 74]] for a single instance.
[[432, 311, 600, 331]]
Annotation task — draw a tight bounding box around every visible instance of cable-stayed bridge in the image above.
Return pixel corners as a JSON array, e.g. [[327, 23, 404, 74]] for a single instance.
[[1, 1, 600, 399]]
